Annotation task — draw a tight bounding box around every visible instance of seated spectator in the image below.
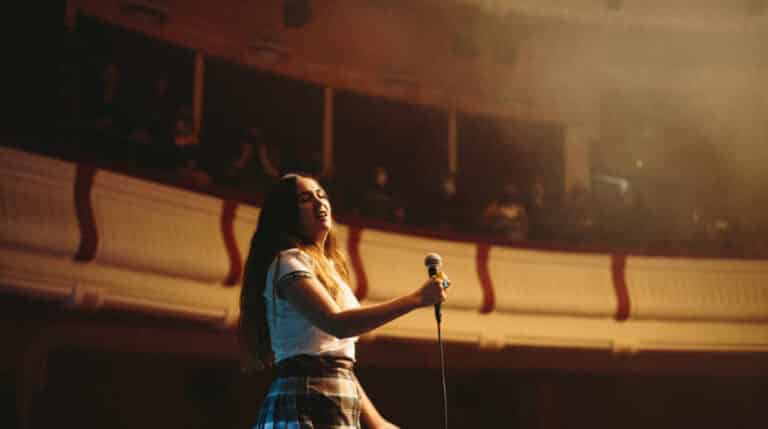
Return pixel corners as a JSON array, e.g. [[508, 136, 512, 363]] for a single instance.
[[134, 76, 177, 168], [594, 183, 652, 248], [173, 107, 201, 166], [432, 173, 468, 232], [86, 62, 123, 134], [704, 213, 739, 254], [358, 166, 406, 224], [219, 127, 280, 188], [74, 60, 142, 160], [527, 177, 553, 240], [173, 107, 210, 188], [559, 184, 596, 243], [254, 129, 282, 180], [480, 183, 529, 241]]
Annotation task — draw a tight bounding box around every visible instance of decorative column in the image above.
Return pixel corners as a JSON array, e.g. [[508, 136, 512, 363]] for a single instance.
[[193, 52, 205, 134], [448, 110, 457, 175], [322, 87, 334, 178], [563, 123, 595, 196]]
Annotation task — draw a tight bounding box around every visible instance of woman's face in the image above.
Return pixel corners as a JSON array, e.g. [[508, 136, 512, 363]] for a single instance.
[[295, 177, 332, 245]]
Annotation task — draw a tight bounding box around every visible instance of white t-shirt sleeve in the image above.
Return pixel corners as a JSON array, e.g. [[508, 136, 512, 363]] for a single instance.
[[274, 249, 315, 291]]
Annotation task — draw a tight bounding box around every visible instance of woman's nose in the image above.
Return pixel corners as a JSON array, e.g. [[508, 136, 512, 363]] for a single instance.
[[310, 194, 324, 206]]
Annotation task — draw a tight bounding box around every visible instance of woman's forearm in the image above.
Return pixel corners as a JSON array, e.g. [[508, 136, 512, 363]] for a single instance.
[[330, 294, 422, 338], [283, 277, 444, 340]]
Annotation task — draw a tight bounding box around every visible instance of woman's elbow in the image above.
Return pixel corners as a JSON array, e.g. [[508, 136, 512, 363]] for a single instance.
[[333, 327, 358, 339], [317, 326, 354, 339], [317, 316, 356, 339]]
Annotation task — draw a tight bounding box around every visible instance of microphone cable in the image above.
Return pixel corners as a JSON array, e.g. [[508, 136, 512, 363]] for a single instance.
[[437, 313, 448, 429], [425, 254, 449, 429]]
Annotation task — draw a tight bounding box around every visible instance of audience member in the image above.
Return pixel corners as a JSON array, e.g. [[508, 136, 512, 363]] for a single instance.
[[358, 166, 406, 224], [170, 107, 210, 188], [527, 177, 556, 240], [559, 184, 596, 243], [220, 127, 281, 189], [44, 24, 768, 258], [134, 76, 178, 168], [173, 107, 201, 167], [595, 183, 655, 249], [89, 62, 123, 133], [75, 60, 141, 159], [430, 173, 469, 232], [480, 183, 529, 241], [78, 62, 131, 139]]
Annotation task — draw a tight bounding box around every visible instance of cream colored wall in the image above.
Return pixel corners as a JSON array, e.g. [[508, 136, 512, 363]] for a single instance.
[[564, 124, 595, 193], [627, 257, 768, 322], [2, 147, 767, 353], [0, 148, 242, 327], [0, 150, 80, 259]]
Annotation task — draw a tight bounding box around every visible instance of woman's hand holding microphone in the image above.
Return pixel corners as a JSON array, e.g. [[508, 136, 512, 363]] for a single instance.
[[414, 271, 449, 308]]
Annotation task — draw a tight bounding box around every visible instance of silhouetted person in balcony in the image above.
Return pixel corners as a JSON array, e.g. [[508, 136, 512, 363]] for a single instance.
[[429, 173, 469, 233], [560, 184, 596, 244], [78, 61, 134, 158], [173, 107, 199, 167], [173, 106, 210, 188], [358, 166, 406, 224], [220, 127, 281, 189], [134, 76, 177, 168], [87, 62, 122, 134], [480, 183, 529, 241], [527, 176, 556, 240], [595, 184, 651, 249]]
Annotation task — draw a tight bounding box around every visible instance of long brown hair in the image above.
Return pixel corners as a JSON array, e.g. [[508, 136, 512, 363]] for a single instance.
[[239, 173, 350, 370]]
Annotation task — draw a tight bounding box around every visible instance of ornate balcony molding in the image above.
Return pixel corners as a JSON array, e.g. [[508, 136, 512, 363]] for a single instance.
[[1, 147, 767, 353]]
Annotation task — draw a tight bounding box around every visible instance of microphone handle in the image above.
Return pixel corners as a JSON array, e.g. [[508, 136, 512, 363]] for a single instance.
[[428, 266, 442, 323]]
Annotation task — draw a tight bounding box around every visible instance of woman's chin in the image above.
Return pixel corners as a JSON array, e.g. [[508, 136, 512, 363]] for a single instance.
[[319, 217, 332, 231]]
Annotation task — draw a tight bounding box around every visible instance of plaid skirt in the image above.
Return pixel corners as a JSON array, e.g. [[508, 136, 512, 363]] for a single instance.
[[253, 355, 361, 429]]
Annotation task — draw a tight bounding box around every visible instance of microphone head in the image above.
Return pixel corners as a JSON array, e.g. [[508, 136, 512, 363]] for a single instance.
[[424, 253, 442, 268]]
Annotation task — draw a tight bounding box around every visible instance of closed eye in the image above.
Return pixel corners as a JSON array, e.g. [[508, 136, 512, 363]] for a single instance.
[[297, 189, 328, 203]]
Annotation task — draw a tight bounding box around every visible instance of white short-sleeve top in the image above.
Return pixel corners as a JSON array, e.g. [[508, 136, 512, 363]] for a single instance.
[[264, 248, 360, 363]]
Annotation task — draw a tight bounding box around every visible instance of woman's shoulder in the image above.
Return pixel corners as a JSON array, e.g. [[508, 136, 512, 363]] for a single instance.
[[277, 247, 310, 259], [275, 248, 315, 270]]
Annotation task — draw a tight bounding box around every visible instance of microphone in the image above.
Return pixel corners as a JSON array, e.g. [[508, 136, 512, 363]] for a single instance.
[[424, 253, 447, 323], [425, 254, 450, 429]]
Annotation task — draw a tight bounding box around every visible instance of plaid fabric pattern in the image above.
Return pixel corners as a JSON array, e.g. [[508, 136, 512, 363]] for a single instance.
[[254, 360, 361, 428]]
